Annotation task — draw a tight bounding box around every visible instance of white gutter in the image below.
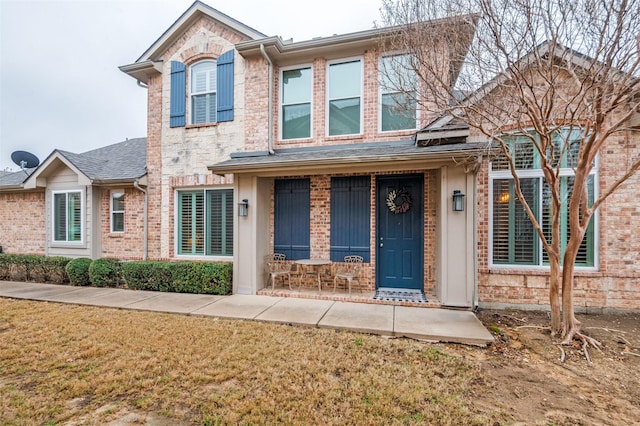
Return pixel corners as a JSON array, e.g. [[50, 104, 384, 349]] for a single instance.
[[260, 44, 275, 155], [133, 180, 148, 260]]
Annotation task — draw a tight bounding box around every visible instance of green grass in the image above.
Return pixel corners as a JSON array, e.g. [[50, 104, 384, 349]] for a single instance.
[[0, 298, 501, 425]]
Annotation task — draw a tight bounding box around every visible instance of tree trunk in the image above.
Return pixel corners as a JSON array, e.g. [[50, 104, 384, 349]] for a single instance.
[[560, 252, 581, 342], [548, 259, 562, 334]]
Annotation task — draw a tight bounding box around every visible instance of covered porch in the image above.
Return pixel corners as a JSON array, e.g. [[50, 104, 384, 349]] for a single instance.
[[210, 140, 486, 309]]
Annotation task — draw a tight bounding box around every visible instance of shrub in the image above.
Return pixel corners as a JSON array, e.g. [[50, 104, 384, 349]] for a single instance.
[[89, 258, 121, 288], [38, 256, 71, 284], [171, 261, 232, 295], [66, 258, 93, 286], [0, 254, 70, 283], [121, 261, 172, 291], [120, 260, 232, 295]]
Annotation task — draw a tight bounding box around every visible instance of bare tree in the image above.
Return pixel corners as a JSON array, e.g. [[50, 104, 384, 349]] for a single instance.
[[379, 0, 640, 348]]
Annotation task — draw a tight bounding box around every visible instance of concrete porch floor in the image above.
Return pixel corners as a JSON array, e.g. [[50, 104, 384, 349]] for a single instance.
[[0, 281, 494, 346], [257, 286, 443, 308]]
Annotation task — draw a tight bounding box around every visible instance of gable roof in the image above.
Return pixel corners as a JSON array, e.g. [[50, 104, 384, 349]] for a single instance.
[[120, 1, 266, 83], [0, 138, 147, 191], [137, 1, 265, 62], [55, 137, 147, 182], [416, 41, 615, 137]]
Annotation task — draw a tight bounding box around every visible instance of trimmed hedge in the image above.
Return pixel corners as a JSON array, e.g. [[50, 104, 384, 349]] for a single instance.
[[120, 261, 172, 292], [89, 258, 122, 288], [65, 258, 93, 286], [121, 261, 232, 295], [1, 254, 232, 295], [0, 254, 70, 283]]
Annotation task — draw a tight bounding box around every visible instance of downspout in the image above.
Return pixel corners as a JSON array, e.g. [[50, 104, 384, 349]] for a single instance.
[[133, 180, 148, 260], [260, 44, 275, 155]]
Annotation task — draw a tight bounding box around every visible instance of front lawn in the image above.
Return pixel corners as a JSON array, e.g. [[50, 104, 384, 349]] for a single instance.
[[0, 299, 492, 425]]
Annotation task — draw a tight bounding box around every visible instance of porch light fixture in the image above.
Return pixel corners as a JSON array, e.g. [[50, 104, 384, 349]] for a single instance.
[[238, 199, 249, 217], [452, 190, 465, 212]]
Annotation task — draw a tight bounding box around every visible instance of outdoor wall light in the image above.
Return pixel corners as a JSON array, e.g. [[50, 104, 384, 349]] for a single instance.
[[452, 190, 465, 212], [238, 199, 249, 217]]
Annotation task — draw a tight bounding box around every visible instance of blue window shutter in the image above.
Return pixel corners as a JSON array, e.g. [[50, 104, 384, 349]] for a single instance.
[[274, 179, 310, 260], [170, 61, 186, 127], [217, 49, 234, 122], [330, 176, 370, 262]]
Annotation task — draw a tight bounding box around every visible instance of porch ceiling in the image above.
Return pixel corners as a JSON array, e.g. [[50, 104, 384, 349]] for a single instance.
[[209, 140, 489, 176]]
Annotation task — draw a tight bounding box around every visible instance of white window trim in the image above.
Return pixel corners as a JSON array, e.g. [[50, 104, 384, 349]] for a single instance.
[[488, 156, 600, 271], [51, 189, 85, 245], [326, 56, 364, 137], [279, 63, 314, 141], [189, 59, 217, 125], [110, 190, 125, 234], [378, 54, 419, 133], [173, 187, 234, 260]]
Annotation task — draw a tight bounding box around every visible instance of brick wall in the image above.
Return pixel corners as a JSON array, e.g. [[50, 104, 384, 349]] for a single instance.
[[476, 125, 640, 311], [243, 47, 437, 153], [99, 188, 146, 260], [0, 191, 46, 254]]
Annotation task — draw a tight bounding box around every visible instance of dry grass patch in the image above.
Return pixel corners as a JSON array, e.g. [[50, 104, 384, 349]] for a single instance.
[[0, 298, 500, 425]]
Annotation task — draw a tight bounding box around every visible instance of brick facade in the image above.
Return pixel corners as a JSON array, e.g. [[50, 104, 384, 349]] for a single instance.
[[99, 188, 146, 260], [0, 191, 46, 254], [475, 119, 640, 311], [144, 15, 249, 259]]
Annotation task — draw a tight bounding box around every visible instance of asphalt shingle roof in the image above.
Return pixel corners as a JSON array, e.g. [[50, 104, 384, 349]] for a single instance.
[[57, 137, 147, 182], [0, 170, 33, 187], [210, 140, 489, 174], [0, 138, 146, 189]]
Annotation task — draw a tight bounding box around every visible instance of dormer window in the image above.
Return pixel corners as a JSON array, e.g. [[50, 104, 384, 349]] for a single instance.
[[190, 60, 217, 124]]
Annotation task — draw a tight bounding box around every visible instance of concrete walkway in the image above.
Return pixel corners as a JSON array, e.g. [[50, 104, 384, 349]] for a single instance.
[[0, 281, 494, 346]]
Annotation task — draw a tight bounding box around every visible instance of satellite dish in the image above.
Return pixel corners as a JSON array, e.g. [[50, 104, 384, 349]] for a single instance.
[[11, 150, 40, 170]]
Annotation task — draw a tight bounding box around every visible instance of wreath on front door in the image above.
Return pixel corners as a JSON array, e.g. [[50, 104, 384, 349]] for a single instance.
[[386, 188, 412, 214]]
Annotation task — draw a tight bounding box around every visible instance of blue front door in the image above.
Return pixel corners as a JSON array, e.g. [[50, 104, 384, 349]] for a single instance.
[[376, 175, 424, 290]]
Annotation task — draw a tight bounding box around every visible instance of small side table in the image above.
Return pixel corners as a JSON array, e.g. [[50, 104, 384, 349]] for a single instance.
[[295, 259, 331, 292]]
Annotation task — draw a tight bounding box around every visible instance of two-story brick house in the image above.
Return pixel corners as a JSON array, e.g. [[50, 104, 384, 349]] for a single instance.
[[2, 1, 638, 311]]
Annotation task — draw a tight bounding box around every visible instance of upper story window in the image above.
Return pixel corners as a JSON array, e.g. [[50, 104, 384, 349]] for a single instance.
[[111, 191, 125, 233], [490, 130, 597, 268], [281, 66, 312, 140], [380, 54, 417, 132], [190, 60, 217, 124], [327, 59, 362, 136], [169, 50, 235, 128], [53, 190, 83, 243]]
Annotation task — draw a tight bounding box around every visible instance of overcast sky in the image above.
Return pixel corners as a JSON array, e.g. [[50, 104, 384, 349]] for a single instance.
[[0, 0, 381, 171]]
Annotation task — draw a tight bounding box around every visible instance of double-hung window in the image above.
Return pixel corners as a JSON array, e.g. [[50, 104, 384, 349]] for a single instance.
[[111, 191, 125, 233], [53, 190, 83, 243], [380, 54, 417, 131], [328, 59, 362, 136], [177, 189, 233, 257], [490, 130, 596, 267], [281, 66, 312, 139], [190, 60, 217, 124]]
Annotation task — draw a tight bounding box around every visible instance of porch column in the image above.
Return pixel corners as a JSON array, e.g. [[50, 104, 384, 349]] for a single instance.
[[437, 166, 475, 307], [234, 174, 271, 294]]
